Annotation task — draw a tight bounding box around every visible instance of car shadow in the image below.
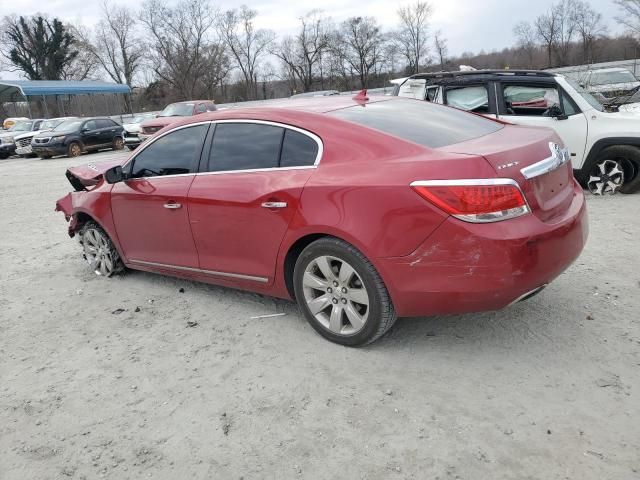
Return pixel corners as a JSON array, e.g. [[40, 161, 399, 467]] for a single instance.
[[120, 269, 576, 352]]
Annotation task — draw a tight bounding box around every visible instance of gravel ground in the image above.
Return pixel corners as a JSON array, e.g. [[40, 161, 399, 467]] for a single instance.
[[1, 150, 639, 480]]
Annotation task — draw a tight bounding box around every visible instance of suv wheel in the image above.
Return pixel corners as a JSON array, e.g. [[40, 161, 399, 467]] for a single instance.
[[293, 237, 397, 346], [113, 137, 124, 150], [584, 146, 640, 195], [67, 141, 82, 158]]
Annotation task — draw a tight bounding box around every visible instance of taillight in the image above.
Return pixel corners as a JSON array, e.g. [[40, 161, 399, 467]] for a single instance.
[[410, 179, 530, 223]]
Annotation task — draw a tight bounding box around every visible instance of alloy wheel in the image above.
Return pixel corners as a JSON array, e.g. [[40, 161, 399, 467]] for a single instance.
[[301, 255, 369, 335], [587, 159, 625, 195], [114, 137, 124, 150], [80, 227, 117, 276], [69, 143, 82, 157]]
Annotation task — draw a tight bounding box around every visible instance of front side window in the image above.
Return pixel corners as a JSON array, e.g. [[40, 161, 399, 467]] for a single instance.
[[502, 84, 562, 116], [397, 78, 427, 100], [208, 123, 284, 172], [84, 120, 97, 131], [564, 77, 604, 111], [445, 85, 490, 113], [130, 124, 208, 178], [159, 103, 194, 117]]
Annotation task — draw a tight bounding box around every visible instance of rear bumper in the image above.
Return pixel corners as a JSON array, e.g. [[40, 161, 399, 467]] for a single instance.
[[376, 183, 588, 317]]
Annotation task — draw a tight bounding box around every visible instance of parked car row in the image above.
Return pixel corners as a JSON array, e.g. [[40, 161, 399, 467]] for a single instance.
[[393, 69, 640, 195]]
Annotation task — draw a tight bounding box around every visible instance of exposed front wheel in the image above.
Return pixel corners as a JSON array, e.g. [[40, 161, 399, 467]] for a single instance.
[[293, 237, 396, 346], [78, 222, 124, 277], [67, 141, 82, 158], [585, 146, 640, 195]]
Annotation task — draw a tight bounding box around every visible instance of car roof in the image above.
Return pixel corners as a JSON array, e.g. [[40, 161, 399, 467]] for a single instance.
[[405, 69, 558, 83], [588, 67, 634, 73]]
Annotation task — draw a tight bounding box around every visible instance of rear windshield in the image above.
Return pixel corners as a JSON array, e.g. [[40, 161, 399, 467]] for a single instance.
[[328, 99, 502, 148]]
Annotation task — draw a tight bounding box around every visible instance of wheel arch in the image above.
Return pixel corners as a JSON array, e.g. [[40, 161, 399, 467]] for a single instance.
[[582, 137, 640, 173]]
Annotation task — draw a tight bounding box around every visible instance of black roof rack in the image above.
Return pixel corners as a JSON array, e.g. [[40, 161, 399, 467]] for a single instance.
[[408, 70, 557, 80]]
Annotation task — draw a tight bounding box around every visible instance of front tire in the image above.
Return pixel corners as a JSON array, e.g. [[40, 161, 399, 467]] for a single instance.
[[78, 222, 124, 277], [583, 146, 640, 195], [67, 141, 82, 158], [293, 237, 396, 346]]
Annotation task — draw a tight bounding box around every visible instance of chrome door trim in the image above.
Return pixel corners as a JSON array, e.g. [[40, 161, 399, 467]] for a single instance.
[[123, 118, 324, 180], [129, 259, 269, 283], [520, 142, 571, 180]]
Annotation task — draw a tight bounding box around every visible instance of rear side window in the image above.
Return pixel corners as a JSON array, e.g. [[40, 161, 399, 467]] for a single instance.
[[329, 99, 503, 148], [130, 124, 208, 178], [97, 119, 115, 128], [84, 120, 97, 131], [196, 103, 206, 113], [208, 123, 283, 171], [280, 129, 318, 167]]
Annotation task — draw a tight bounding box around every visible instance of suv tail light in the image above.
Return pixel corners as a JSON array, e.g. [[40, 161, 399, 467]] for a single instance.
[[410, 179, 530, 223]]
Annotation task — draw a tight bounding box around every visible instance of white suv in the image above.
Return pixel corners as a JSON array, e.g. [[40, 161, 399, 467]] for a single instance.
[[394, 70, 640, 194]]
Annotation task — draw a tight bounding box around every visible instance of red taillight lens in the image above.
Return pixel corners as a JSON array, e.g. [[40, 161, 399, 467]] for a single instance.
[[411, 180, 530, 223]]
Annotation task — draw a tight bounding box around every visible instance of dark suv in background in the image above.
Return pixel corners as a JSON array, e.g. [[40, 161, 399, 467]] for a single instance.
[[31, 117, 125, 159]]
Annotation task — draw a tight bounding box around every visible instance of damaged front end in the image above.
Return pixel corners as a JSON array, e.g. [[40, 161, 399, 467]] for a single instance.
[[54, 159, 124, 237]]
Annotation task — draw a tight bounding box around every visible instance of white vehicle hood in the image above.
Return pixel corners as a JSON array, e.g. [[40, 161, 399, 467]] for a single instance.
[[589, 81, 640, 93]]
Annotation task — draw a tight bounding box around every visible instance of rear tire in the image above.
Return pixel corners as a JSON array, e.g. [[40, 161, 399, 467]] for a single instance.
[[67, 141, 82, 158], [293, 237, 396, 346], [78, 221, 124, 277], [581, 146, 640, 195], [113, 136, 124, 150]]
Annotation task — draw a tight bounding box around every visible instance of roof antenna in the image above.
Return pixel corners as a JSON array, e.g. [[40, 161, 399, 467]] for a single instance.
[[353, 89, 369, 102]]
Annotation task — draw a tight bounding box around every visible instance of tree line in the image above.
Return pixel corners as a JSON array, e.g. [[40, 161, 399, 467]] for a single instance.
[[2, 0, 640, 110]]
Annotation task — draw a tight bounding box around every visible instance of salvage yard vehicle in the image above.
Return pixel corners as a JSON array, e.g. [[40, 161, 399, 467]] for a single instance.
[[122, 112, 157, 150], [394, 70, 640, 195], [14, 117, 77, 157], [2, 116, 29, 130], [55, 95, 587, 346], [0, 119, 44, 159], [31, 117, 125, 159], [575, 67, 640, 103], [138, 101, 216, 144]]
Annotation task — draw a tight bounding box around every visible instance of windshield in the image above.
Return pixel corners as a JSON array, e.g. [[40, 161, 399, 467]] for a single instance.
[[9, 121, 33, 132], [329, 99, 503, 148], [40, 119, 63, 130], [54, 120, 82, 132], [564, 77, 604, 112], [159, 103, 194, 117], [590, 70, 637, 86]]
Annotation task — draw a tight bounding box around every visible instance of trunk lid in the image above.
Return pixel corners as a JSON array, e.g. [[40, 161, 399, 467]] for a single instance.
[[66, 158, 125, 190], [440, 124, 575, 222]]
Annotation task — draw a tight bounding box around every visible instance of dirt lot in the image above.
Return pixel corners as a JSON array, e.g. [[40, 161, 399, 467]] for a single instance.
[[1, 150, 639, 480]]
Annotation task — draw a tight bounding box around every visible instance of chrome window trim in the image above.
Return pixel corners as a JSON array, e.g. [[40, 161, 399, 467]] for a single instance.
[[129, 259, 269, 283], [520, 142, 570, 180], [124, 119, 324, 180]]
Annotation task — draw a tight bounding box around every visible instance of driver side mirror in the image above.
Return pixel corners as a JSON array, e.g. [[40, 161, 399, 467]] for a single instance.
[[105, 165, 125, 184]]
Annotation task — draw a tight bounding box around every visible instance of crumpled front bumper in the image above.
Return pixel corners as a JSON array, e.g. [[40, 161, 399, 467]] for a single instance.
[[54, 193, 79, 237]]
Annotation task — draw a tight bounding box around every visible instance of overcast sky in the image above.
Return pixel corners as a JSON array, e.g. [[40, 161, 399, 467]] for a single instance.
[[0, 0, 626, 80]]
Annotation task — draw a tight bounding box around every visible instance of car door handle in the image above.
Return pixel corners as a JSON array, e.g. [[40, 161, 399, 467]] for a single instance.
[[261, 201, 287, 209], [163, 202, 182, 209]]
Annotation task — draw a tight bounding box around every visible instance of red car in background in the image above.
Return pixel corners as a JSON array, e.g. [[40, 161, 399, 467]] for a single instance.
[[55, 95, 588, 346], [136, 100, 216, 145]]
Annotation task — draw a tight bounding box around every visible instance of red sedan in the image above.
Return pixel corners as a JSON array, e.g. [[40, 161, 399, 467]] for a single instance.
[[55, 95, 588, 346]]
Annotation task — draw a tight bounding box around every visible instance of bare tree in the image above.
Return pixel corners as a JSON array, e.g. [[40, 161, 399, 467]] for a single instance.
[[218, 5, 275, 100], [63, 25, 100, 80], [433, 29, 448, 70], [394, 1, 433, 73], [272, 10, 330, 93], [513, 21, 538, 68], [575, 1, 606, 63], [140, 0, 228, 100], [82, 2, 144, 86], [614, 0, 640, 37], [535, 7, 560, 67], [553, 0, 579, 66], [339, 16, 384, 88]]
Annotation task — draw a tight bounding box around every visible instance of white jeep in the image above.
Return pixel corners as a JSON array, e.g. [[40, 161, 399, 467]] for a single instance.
[[394, 70, 640, 194]]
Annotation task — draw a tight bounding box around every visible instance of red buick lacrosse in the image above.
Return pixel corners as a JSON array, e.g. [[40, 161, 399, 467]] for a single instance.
[[56, 95, 588, 346]]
